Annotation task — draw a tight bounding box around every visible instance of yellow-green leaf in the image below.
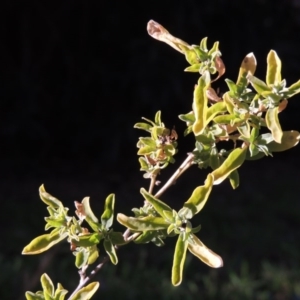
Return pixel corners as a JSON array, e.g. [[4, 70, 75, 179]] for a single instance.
[[171, 234, 188, 286], [117, 214, 169, 231], [212, 147, 247, 185], [41, 273, 54, 297], [229, 169, 239, 189], [81, 197, 101, 232], [71, 282, 99, 300], [25, 291, 43, 300], [206, 102, 227, 125], [181, 174, 213, 218], [75, 249, 89, 269], [101, 194, 115, 230], [266, 50, 282, 86], [188, 234, 223, 268], [247, 75, 271, 94], [103, 239, 118, 265], [22, 231, 68, 255], [265, 107, 282, 143], [192, 72, 210, 135], [140, 188, 172, 217], [39, 185, 63, 208]]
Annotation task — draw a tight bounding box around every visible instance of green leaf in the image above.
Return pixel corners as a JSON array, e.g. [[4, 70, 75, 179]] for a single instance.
[[172, 234, 188, 286], [247, 75, 271, 94], [213, 114, 235, 124], [154, 110, 162, 125], [181, 46, 199, 65], [180, 174, 213, 218], [133, 122, 152, 132], [206, 102, 227, 125], [101, 194, 115, 230], [212, 147, 247, 185], [265, 107, 282, 143], [39, 185, 63, 208], [22, 231, 68, 255], [267, 130, 300, 152], [286, 80, 300, 98], [117, 214, 169, 231], [72, 233, 102, 248], [54, 288, 68, 300], [184, 64, 201, 72], [109, 231, 128, 246], [140, 188, 172, 217], [188, 234, 223, 268], [134, 231, 160, 244], [103, 239, 118, 265], [229, 169, 239, 189], [41, 273, 54, 297], [192, 71, 210, 135], [70, 282, 99, 300], [25, 291, 44, 300], [223, 92, 235, 114], [81, 197, 101, 232], [266, 50, 282, 86], [225, 79, 238, 96], [199, 37, 208, 51], [87, 246, 99, 265], [75, 248, 89, 269]]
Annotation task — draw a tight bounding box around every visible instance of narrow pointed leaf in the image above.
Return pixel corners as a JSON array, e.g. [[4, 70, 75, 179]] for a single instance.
[[172, 234, 188, 286], [103, 239, 118, 265], [265, 107, 282, 143], [192, 72, 210, 135], [212, 147, 247, 185], [134, 122, 152, 132], [117, 214, 169, 231], [188, 234, 223, 268], [247, 75, 271, 94], [71, 282, 99, 300], [41, 273, 54, 297], [22, 231, 68, 255], [266, 50, 282, 86], [39, 185, 63, 208], [229, 169, 240, 189], [140, 188, 172, 217], [101, 194, 115, 230], [81, 197, 101, 232], [154, 110, 162, 125], [181, 174, 213, 218], [286, 80, 300, 98], [72, 233, 102, 248], [206, 102, 227, 125]]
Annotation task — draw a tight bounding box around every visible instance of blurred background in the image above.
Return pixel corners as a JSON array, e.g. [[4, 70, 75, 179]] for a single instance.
[[1, 0, 300, 299]]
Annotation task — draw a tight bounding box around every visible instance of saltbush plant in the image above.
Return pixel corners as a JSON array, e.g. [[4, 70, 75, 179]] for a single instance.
[[22, 20, 300, 300]]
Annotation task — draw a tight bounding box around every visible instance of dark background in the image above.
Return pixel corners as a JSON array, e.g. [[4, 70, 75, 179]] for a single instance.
[[2, 0, 300, 299]]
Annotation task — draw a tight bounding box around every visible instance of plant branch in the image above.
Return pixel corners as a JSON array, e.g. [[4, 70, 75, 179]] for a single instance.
[[148, 173, 157, 194], [67, 256, 110, 300], [154, 153, 194, 198]]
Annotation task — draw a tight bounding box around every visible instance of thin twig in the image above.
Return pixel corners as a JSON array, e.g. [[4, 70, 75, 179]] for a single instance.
[[148, 173, 157, 194], [67, 256, 110, 300], [154, 153, 194, 198]]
